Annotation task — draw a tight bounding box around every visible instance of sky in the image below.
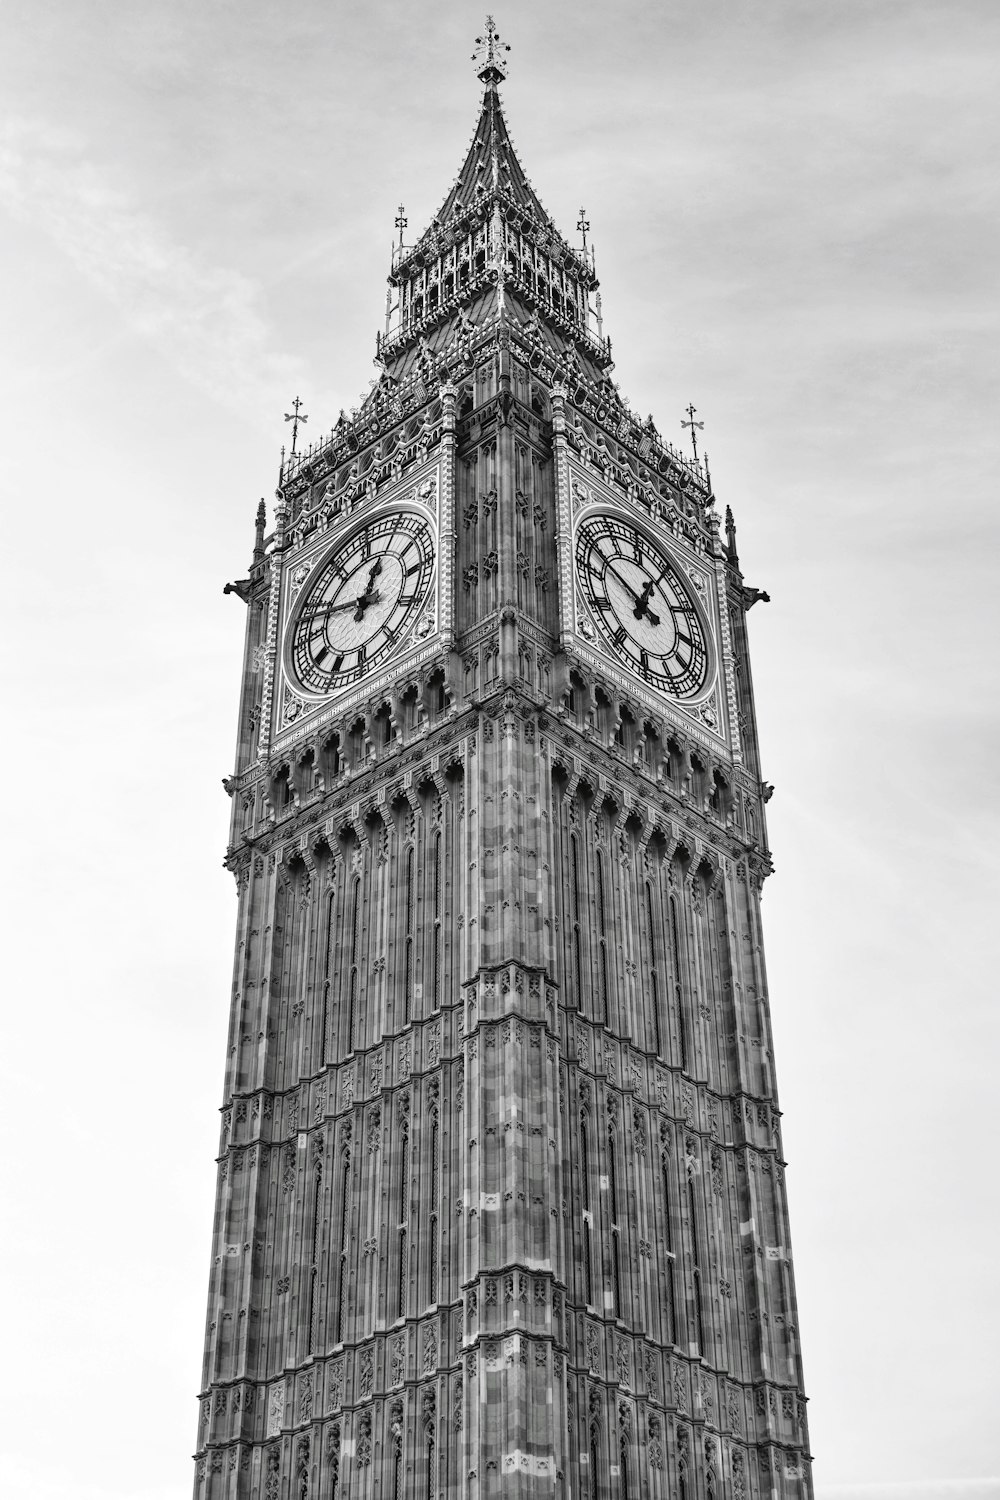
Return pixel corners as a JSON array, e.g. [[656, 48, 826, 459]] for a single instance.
[[1, 1, 998, 1497]]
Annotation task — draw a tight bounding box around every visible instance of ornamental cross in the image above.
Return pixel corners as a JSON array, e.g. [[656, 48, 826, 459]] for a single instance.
[[472, 16, 510, 82], [394, 204, 407, 248], [681, 402, 704, 463], [284, 395, 308, 456], [577, 208, 590, 252]]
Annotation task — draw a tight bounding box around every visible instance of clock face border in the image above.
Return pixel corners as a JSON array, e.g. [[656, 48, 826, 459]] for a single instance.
[[281, 503, 437, 702], [572, 508, 716, 703]]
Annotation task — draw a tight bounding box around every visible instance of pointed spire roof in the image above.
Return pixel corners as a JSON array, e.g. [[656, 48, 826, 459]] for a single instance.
[[431, 81, 555, 232]]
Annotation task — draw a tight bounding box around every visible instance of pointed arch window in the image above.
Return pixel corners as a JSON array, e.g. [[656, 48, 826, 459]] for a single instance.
[[432, 829, 442, 1010], [347, 874, 361, 1053], [570, 834, 583, 1009], [596, 849, 610, 1027], [403, 846, 415, 1025], [322, 888, 335, 1066], [646, 881, 662, 1057], [334, 1150, 351, 1345], [397, 1114, 410, 1320], [661, 1152, 677, 1345], [307, 1154, 322, 1354], [688, 1175, 707, 1356], [670, 894, 689, 1071], [427, 1106, 440, 1305], [580, 1113, 594, 1307], [609, 1124, 623, 1319]]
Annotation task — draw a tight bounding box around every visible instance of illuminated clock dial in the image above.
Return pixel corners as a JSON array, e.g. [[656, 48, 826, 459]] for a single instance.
[[575, 513, 708, 696], [287, 512, 435, 695]]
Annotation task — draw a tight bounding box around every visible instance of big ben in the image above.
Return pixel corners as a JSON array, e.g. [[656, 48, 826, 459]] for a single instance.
[[196, 21, 813, 1498]]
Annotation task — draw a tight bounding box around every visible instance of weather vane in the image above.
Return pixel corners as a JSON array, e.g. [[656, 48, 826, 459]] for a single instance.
[[681, 402, 704, 464], [472, 16, 510, 83], [394, 204, 408, 249], [577, 208, 590, 253], [284, 395, 308, 456]]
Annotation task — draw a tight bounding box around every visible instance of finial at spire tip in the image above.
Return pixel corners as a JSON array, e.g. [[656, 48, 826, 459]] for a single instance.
[[472, 15, 510, 85]]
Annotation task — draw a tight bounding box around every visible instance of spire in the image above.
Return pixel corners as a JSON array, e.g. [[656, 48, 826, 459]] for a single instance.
[[724, 504, 740, 569], [253, 498, 267, 565], [375, 21, 610, 383], [430, 77, 554, 232]]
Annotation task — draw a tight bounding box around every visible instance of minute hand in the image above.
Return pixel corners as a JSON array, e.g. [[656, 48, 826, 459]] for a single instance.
[[304, 592, 382, 618]]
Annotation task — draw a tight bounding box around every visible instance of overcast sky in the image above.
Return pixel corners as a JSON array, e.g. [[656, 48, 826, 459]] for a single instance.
[[1, 3, 998, 1498]]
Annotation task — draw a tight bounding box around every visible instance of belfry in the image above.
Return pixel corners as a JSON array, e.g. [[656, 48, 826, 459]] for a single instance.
[[195, 20, 813, 1497]]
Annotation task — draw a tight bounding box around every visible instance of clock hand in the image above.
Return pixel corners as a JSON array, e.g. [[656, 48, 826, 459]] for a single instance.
[[328, 591, 380, 614], [349, 558, 386, 620], [632, 579, 661, 626], [303, 591, 382, 619], [604, 562, 643, 605], [604, 562, 662, 627]]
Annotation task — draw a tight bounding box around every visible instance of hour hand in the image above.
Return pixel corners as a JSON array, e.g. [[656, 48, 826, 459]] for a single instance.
[[632, 579, 660, 626], [353, 588, 382, 622]]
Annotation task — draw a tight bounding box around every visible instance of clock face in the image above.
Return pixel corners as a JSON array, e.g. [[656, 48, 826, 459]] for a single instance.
[[575, 514, 709, 696], [286, 511, 435, 695]]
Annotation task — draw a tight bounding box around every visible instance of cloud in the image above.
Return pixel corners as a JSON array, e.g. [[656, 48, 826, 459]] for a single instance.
[[0, 115, 303, 418], [819, 1481, 1000, 1500]]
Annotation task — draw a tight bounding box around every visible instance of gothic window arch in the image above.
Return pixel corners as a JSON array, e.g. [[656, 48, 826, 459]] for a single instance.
[[403, 844, 415, 1025], [570, 832, 583, 1009], [347, 874, 361, 1053], [669, 891, 690, 1071], [596, 848, 610, 1027], [427, 1090, 440, 1306], [646, 880, 663, 1057], [608, 1121, 623, 1319], [322, 887, 335, 1066], [334, 1136, 352, 1345], [580, 1108, 594, 1308], [397, 1098, 410, 1321], [432, 829, 442, 1011], [688, 1173, 707, 1357], [660, 1147, 677, 1345], [307, 1144, 323, 1355]]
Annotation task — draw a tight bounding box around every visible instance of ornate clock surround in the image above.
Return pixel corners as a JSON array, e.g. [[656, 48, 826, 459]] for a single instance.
[[268, 461, 444, 755]]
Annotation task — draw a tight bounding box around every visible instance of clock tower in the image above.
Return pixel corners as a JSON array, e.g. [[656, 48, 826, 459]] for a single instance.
[[195, 23, 813, 1499]]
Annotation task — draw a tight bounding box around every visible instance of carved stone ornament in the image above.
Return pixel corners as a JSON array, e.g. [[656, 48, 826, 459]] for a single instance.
[[290, 560, 314, 593]]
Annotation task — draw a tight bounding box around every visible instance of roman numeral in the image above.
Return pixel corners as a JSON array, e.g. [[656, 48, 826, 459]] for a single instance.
[[592, 594, 611, 611], [639, 649, 649, 673], [612, 625, 628, 648]]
